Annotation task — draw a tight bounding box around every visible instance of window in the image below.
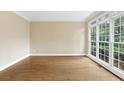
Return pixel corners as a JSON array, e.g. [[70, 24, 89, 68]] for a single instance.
[[90, 26, 96, 57], [89, 12, 124, 77], [99, 21, 110, 63], [113, 16, 124, 71]]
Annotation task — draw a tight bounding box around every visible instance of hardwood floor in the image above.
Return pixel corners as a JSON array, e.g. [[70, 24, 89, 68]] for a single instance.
[[0, 56, 121, 81]]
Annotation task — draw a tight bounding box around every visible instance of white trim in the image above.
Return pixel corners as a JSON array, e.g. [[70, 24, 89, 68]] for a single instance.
[[30, 53, 85, 56], [0, 55, 30, 71], [88, 11, 124, 80], [88, 23, 91, 55], [13, 11, 31, 21], [0, 53, 85, 71], [87, 54, 124, 80], [87, 11, 104, 22]]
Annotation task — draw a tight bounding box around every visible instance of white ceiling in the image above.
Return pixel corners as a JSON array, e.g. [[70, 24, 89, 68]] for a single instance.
[[14, 11, 94, 22]]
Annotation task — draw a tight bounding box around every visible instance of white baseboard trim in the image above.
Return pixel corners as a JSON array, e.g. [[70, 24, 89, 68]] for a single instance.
[[87, 54, 124, 80], [0, 54, 30, 71], [30, 53, 86, 56], [0, 53, 85, 71]]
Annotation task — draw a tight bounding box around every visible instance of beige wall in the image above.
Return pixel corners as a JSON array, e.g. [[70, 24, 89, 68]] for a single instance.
[[30, 22, 86, 55], [0, 12, 30, 68], [84, 22, 89, 54], [0, 11, 103, 70]]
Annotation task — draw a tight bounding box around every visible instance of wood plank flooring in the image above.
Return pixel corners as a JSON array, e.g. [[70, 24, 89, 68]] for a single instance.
[[0, 56, 122, 81]]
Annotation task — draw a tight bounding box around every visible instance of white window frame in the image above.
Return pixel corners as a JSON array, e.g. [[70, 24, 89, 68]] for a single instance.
[[98, 20, 110, 64], [112, 14, 124, 73], [89, 25, 97, 57], [88, 11, 124, 80]]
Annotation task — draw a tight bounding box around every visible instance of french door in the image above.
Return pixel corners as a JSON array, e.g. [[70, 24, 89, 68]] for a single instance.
[[90, 26, 97, 57], [113, 16, 124, 71], [89, 12, 124, 78], [99, 21, 110, 63]]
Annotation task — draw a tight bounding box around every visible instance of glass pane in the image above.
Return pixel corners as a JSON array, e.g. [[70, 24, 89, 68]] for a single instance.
[[91, 51, 93, 55], [121, 34, 124, 42], [101, 49, 103, 54], [99, 49, 101, 54], [101, 55, 104, 60], [106, 29, 109, 35], [99, 24, 102, 30], [114, 59, 118, 68], [94, 52, 96, 56], [120, 44, 124, 53], [105, 56, 109, 63], [114, 52, 118, 59], [105, 43, 109, 49], [114, 43, 118, 52], [94, 42, 96, 46], [99, 43, 102, 48], [105, 50, 109, 56], [114, 27, 120, 34], [114, 35, 120, 42], [99, 36, 102, 41], [94, 47, 96, 51], [102, 23, 105, 31], [99, 22, 109, 42], [121, 26, 124, 34], [99, 54, 101, 58], [94, 36, 96, 41], [102, 43, 104, 47], [94, 27, 96, 33], [106, 22, 110, 28], [99, 54, 102, 59], [100, 43, 104, 49], [114, 18, 120, 26], [119, 53, 124, 61], [90, 27, 96, 56], [102, 35, 105, 41], [105, 36, 109, 41], [119, 62, 124, 71], [121, 16, 124, 26]]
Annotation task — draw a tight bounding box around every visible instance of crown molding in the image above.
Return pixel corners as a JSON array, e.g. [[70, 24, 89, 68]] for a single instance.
[[13, 11, 31, 22], [85, 11, 105, 22]]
